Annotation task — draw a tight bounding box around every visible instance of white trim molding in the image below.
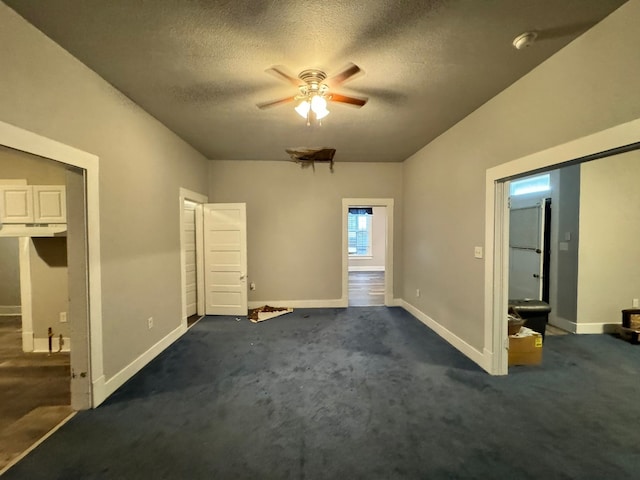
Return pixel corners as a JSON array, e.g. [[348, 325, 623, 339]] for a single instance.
[[401, 300, 489, 372], [33, 336, 71, 353], [94, 323, 187, 401], [575, 322, 619, 334], [485, 117, 640, 375], [342, 198, 394, 308], [18, 237, 33, 352]]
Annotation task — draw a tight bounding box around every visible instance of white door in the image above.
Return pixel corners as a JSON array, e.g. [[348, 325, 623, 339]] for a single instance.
[[508, 200, 546, 300], [183, 200, 198, 317], [203, 203, 248, 316]]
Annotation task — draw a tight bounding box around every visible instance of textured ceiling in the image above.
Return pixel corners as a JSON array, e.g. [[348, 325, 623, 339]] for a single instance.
[[4, 0, 627, 163]]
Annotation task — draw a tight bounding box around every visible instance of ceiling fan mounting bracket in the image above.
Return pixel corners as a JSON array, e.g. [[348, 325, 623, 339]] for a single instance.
[[298, 69, 327, 85]]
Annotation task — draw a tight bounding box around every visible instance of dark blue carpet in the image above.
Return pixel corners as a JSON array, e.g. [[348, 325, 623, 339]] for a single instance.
[[4, 307, 640, 479]]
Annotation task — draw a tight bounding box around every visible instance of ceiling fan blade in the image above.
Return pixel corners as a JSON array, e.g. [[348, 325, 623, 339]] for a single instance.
[[265, 66, 301, 87], [330, 93, 368, 107], [257, 96, 296, 109], [329, 63, 362, 86]]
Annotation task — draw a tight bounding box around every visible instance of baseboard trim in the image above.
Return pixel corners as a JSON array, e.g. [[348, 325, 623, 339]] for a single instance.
[[482, 348, 495, 374], [401, 300, 486, 369], [0, 305, 21, 316], [348, 266, 385, 272], [389, 298, 404, 307], [575, 322, 619, 334], [248, 299, 345, 309], [92, 323, 187, 407], [22, 331, 34, 352], [33, 336, 71, 353], [549, 316, 618, 334]]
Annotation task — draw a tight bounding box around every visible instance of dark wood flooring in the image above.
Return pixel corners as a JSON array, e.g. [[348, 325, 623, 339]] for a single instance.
[[349, 271, 385, 307], [187, 314, 203, 328], [0, 316, 71, 472]]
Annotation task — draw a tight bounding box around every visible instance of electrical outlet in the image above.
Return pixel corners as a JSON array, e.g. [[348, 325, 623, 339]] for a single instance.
[[250, 282, 256, 291], [59, 312, 67, 323], [474, 246, 483, 259], [416, 288, 420, 297], [147, 317, 153, 329], [633, 299, 640, 308]]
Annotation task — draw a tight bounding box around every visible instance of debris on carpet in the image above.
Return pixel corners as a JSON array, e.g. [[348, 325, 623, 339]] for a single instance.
[[248, 305, 293, 323]]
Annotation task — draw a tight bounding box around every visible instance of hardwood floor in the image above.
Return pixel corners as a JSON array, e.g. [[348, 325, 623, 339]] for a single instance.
[[349, 271, 385, 307], [0, 316, 71, 472], [187, 314, 203, 328]]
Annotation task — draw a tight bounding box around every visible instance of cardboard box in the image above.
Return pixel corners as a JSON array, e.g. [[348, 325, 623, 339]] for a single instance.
[[509, 330, 543, 366]]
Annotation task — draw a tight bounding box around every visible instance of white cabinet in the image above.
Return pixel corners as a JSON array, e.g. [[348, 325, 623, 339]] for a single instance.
[[0, 185, 34, 223], [33, 186, 66, 223], [0, 185, 66, 224]]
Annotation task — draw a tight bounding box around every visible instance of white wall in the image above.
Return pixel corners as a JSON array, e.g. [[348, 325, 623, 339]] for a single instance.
[[0, 3, 209, 381], [0, 237, 20, 308], [349, 206, 386, 271], [0, 145, 67, 183], [403, 0, 640, 351], [577, 149, 640, 327], [208, 161, 402, 303], [29, 237, 69, 341], [551, 165, 581, 325]]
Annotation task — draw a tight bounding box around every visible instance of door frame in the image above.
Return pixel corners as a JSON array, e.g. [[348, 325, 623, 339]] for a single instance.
[[342, 198, 394, 307], [0, 119, 102, 407], [484, 118, 640, 375], [179, 187, 207, 329]]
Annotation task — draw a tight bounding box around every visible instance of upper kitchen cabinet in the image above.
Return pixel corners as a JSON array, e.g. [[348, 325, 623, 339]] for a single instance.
[[33, 186, 66, 223], [0, 185, 66, 224]]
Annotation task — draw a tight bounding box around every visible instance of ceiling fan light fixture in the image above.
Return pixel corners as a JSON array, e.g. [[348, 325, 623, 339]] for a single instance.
[[311, 95, 327, 112], [295, 100, 310, 118], [295, 94, 330, 122]]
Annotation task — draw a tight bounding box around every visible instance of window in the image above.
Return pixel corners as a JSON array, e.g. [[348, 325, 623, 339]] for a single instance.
[[510, 173, 551, 196], [348, 208, 372, 256]]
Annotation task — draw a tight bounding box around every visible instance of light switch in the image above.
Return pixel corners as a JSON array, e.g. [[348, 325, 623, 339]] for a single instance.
[[564, 232, 572, 241], [474, 246, 483, 259]]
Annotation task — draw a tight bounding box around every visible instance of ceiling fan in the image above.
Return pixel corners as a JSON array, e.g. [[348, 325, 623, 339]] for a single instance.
[[257, 63, 368, 125]]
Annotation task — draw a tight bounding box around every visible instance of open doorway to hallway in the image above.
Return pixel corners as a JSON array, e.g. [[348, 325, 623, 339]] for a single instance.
[[347, 206, 387, 307]]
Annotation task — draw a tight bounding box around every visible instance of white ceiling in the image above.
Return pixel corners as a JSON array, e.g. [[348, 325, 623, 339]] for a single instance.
[[4, 0, 627, 163]]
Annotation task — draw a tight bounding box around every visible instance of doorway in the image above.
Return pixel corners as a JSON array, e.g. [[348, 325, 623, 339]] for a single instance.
[[508, 176, 552, 302], [179, 188, 207, 329], [347, 206, 387, 306], [0, 147, 91, 471], [485, 119, 640, 375], [342, 198, 394, 307]]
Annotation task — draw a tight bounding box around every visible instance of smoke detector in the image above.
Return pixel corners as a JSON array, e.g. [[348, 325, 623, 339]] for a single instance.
[[512, 32, 538, 50]]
